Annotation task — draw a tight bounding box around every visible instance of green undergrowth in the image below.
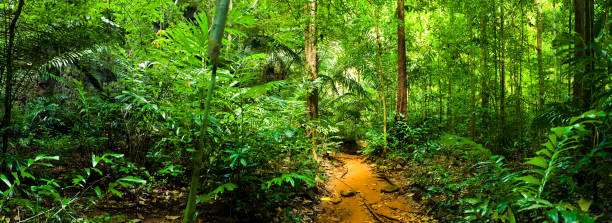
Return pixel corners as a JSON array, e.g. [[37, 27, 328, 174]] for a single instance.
[[363, 110, 611, 222]]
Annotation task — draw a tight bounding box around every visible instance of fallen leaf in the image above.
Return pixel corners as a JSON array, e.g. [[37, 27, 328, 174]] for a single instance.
[[320, 197, 331, 201], [165, 215, 180, 220]]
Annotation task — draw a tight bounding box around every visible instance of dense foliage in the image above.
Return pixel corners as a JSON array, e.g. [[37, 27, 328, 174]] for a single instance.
[[0, 0, 610, 222]]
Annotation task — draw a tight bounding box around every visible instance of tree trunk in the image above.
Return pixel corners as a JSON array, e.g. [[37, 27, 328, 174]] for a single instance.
[[469, 15, 476, 140], [368, 0, 388, 138], [305, 0, 319, 160], [396, 0, 408, 119], [2, 0, 25, 154], [553, 0, 559, 101], [499, 3, 505, 130], [573, 0, 594, 112], [537, 0, 545, 112], [438, 54, 443, 127], [480, 17, 489, 139], [518, 0, 525, 123], [182, 1, 230, 222]]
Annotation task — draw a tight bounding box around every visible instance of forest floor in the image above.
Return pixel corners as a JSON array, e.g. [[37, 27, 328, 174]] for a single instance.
[[82, 142, 436, 223], [315, 143, 434, 223]]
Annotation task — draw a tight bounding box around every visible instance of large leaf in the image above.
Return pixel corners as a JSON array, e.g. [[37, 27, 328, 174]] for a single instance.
[[516, 175, 541, 185], [525, 156, 548, 169]]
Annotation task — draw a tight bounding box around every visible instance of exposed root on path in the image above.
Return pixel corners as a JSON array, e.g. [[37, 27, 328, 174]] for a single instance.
[[316, 154, 433, 223]]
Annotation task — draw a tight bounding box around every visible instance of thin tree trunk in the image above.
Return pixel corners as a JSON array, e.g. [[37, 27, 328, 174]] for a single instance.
[[438, 54, 443, 127], [469, 15, 475, 140], [396, 0, 408, 119], [305, 0, 319, 160], [537, 0, 545, 112], [518, 0, 525, 123], [553, 0, 559, 101], [368, 0, 387, 138], [498, 2, 505, 151], [183, 0, 230, 222], [480, 17, 489, 140], [2, 0, 25, 154]]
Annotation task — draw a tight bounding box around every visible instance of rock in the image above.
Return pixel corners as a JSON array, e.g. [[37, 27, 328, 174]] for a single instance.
[[331, 197, 342, 204], [381, 184, 400, 193], [340, 189, 356, 197]]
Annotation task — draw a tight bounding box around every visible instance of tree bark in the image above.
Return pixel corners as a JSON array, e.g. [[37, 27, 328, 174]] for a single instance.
[[396, 0, 407, 119], [537, 0, 545, 112], [469, 15, 475, 140], [573, 0, 594, 111], [553, 0, 559, 101], [2, 0, 25, 154], [480, 17, 489, 139], [305, 0, 319, 160], [499, 3, 506, 130]]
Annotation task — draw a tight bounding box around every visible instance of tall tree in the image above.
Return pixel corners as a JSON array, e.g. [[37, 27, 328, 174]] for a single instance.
[[537, 0, 545, 112], [368, 0, 388, 138], [469, 14, 476, 140], [305, 0, 319, 159], [499, 2, 506, 133], [2, 0, 25, 154], [396, 0, 408, 119], [573, 0, 594, 111]]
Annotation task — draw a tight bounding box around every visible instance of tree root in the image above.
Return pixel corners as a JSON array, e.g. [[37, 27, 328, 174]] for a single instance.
[[334, 176, 402, 222]]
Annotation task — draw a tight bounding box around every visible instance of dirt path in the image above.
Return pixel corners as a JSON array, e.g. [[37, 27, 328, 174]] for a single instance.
[[316, 154, 432, 223]]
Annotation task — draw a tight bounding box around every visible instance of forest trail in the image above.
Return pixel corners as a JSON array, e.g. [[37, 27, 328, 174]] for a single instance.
[[316, 152, 431, 223]]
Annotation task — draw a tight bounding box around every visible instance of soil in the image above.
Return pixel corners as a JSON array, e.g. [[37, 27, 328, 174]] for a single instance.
[[316, 153, 433, 223]]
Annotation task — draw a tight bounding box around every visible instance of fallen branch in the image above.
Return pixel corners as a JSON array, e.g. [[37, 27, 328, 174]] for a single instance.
[[340, 167, 349, 178]]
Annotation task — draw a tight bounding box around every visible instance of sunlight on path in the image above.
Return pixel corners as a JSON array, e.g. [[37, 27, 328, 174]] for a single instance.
[[316, 154, 431, 223]]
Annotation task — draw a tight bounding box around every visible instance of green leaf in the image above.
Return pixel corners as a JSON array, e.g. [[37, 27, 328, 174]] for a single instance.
[[546, 209, 559, 223], [525, 156, 548, 169], [109, 188, 122, 198], [577, 198, 592, 212], [516, 175, 541, 185], [103, 153, 125, 159], [92, 154, 99, 167], [118, 176, 147, 185], [0, 174, 11, 188], [94, 186, 103, 199], [560, 210, 578, 223], [34, 155, 60, 162], [507, 206, 516, 223]]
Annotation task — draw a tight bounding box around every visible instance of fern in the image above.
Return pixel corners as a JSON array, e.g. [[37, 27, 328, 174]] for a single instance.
[[513, 110, 605, 222]]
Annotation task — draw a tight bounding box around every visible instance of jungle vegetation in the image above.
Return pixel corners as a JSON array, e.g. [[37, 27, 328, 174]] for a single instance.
[[0, 0, 610, 222]]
